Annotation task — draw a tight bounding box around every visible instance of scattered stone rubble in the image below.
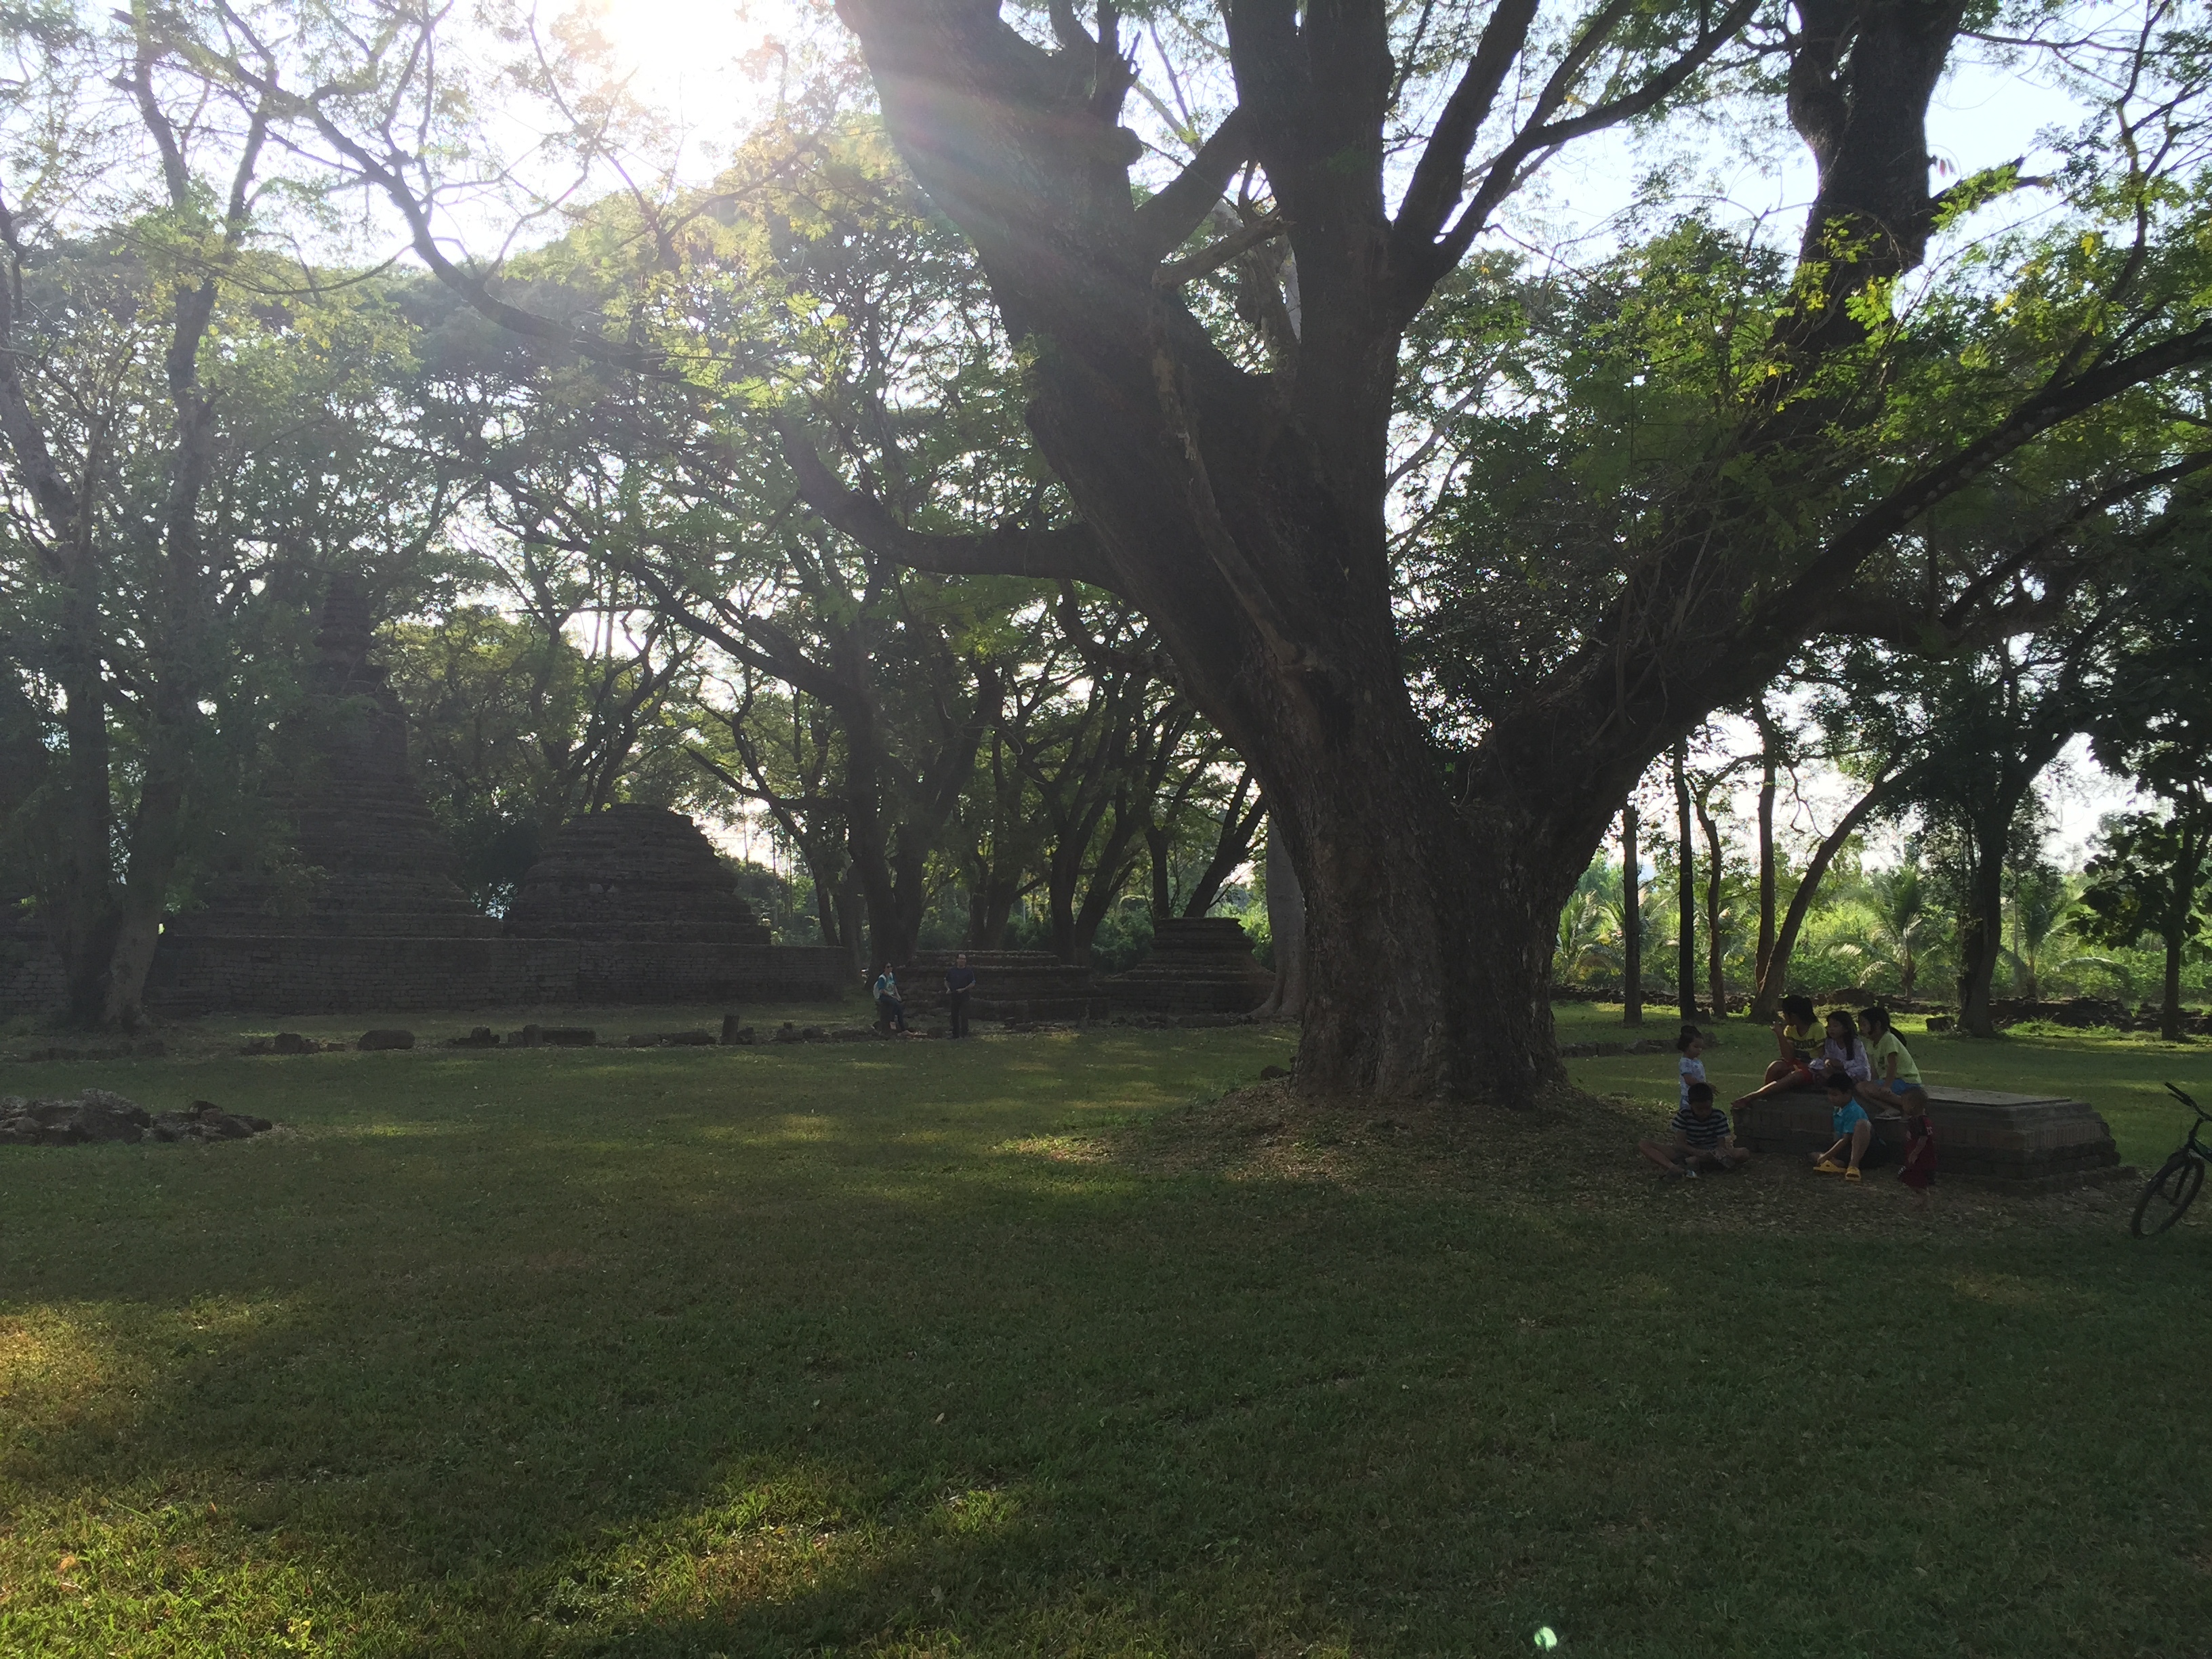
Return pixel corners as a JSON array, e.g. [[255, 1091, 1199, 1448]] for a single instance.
[[0, 1090, 274, 1146]]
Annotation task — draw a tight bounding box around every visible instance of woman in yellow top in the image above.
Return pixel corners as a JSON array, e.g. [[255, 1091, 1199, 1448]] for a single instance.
[[1857, 1005, 1923, 1112], [1730, 994, 1822, 1109]]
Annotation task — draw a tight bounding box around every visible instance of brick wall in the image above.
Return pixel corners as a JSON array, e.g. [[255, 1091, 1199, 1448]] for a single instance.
[[0, 930, 847, 1019], [0, 925, 66, 1018]]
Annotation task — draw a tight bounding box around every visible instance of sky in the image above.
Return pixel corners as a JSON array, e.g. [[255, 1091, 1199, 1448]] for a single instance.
[[580, 0, 2139, 863]]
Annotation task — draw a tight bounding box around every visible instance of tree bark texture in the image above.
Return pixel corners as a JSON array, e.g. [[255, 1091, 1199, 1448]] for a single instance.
[[1954, 813, 2011, 1039], [2158, 816, 2203, 1042], [1696, 790, 1726, 1017], [1755, 719, 1778, 991], [1620, 802, 1641, 1026], [1673, 741, 1697, 1021], [1258, 814, 1308, 1020]]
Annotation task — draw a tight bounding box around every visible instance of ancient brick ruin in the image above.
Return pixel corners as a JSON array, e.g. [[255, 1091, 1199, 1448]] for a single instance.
[[506, 804, 773, 943], [896, 920, 1279, 1025], [501, 804, 815, 1005], [0, 574, 1290, 1025], [1102, 917, 1276, 1015], [167, 571, 497, 944], [1, 575, 842, 1020], [902, 950, 1108, 1023]]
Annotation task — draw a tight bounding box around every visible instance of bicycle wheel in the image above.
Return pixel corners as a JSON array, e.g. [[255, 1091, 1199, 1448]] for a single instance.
[[2131, 1151, 2206, 1237]]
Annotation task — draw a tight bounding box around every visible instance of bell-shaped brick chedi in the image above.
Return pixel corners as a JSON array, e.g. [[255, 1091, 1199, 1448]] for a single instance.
[[504, 804, 771, 945], [172, 571, 494, 939], [1105, 916, 1275, 1014]]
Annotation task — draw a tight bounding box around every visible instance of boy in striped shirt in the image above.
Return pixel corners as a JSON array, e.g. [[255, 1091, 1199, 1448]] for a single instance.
[[1639, 1082, 1750, 1176]]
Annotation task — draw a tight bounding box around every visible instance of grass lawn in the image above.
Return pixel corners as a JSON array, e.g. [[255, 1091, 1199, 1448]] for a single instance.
[[3, 1006, 2211, 1656]]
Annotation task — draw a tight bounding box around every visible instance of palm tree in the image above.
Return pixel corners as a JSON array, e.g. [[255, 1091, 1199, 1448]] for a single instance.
[[2003, 863, 2070, 1001], [1860, 862, 1936, 996], [1554, 882, 1619, 983]]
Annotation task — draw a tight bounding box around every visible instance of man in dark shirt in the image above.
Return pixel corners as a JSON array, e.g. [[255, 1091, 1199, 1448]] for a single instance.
[[944, 954, 977, 1040]]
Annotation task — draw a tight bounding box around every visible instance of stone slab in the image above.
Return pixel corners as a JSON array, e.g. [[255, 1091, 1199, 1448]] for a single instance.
[[1733, 1084, 2122, 1189]]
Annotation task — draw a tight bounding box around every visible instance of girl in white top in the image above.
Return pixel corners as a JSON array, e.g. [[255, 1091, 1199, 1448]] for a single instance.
[[1812, 1008, 1872, 1084], [1677, 1025, 1708, 1107]]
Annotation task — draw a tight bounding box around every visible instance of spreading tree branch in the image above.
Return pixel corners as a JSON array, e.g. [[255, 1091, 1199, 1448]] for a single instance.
[[777, 419, 1122, 590]]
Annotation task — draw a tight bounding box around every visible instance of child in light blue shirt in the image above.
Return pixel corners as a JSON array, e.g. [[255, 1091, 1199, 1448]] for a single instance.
[[1811, 1069, 1888, 1181]]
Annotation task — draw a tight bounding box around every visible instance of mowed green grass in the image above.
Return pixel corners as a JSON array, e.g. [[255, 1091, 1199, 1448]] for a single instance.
[[3, 1011, 2211, 1657]]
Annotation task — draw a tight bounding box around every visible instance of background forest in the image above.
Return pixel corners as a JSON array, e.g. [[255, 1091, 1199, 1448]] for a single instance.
[[0, 0, 2207, 1054]]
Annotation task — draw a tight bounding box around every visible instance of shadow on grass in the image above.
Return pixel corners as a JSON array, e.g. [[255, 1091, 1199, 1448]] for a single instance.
[[5, 1031, 2212, 1656]]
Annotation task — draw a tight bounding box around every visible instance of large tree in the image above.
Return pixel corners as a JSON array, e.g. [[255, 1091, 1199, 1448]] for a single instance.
[[781, 1, 2212, 1100], [184, 0, 2212, 1099], [0, 5, 452, 1025], [2081, 546, 2212, 1038]]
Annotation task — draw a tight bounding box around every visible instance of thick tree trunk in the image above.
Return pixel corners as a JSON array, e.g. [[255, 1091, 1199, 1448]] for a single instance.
[[1069, 812, 1145, 964], [1748, 769, 1902, 1023], [1256, 815, 1307, 1019], [848, 783, 902, 975], [1146, 824, 1173, 917], [52, 600, 118, 1026], [1696, 793, 1726, 1017], [1181, 769, 1261, 918], [887, 834, 930, 967], [100, 740, 192, 1030], [1673, 741, 1697, 1021], [1955, 813, 2010, 1038], [970, 863, 1024, 949], [2163, 929, 2185, 1043], [2162, 826, 2201, 1042], [1044, 840, 1082, 964], [823, 0, 1980, 1104], [1755, 737, 1778, 990], [838, 884, 865, 981], [1621, 803, 1641, 1026], [1269, 714, 1576, 1103]]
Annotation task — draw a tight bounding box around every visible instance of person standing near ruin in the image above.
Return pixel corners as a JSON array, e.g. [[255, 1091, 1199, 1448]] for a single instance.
[[873, 965, 908, 1033], [944, 953, 977, 1040]]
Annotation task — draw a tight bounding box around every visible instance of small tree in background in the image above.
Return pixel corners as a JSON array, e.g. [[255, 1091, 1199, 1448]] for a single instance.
[[2076, 812, 2211, 1041], [2003, 862, 2072, 1002], [2084, 550, 2212, 1040]]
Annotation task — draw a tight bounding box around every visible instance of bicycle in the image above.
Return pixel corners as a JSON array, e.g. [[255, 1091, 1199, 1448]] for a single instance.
[[2131, 1083, 2212, 1237]]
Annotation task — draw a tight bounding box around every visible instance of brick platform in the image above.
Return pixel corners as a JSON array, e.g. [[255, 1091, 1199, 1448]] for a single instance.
[[901, 950, 1109, 1023], [504, 804, 773, 945], [1103, 918, 1273, 1015]]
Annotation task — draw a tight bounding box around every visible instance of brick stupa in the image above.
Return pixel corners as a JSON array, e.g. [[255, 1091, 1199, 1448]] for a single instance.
[[1106, 916, 1274, 1014], [173, 572, 493, 939], [504, 804, 771, 944]]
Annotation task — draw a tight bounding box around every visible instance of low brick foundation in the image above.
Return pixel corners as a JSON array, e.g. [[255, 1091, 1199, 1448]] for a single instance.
[[2, 930, 846, 1019]]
